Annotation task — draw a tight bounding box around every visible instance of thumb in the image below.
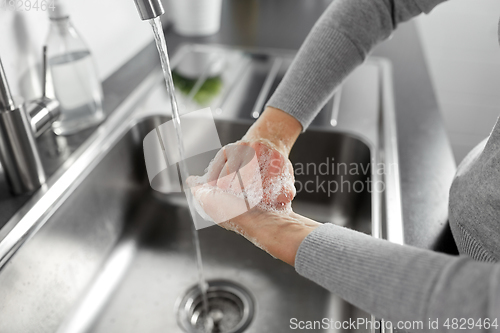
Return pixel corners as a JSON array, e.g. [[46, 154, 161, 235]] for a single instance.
[[191, 184, 253, 224]]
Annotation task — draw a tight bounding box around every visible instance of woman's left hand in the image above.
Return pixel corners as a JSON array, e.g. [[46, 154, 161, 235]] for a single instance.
[[187, 140, 321, 265]]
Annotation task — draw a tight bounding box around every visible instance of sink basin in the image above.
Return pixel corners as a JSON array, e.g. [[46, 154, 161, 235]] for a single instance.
[[0, 116, 371, 333], [0, 45, 402, 333]]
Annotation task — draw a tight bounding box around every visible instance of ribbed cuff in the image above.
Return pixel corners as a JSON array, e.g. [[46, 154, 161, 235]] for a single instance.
[[266, 25, 363, 131], [295, 223, 448, 322]]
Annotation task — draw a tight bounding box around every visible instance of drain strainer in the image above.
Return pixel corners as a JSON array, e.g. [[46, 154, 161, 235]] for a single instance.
[[177, 280, 254, 333]]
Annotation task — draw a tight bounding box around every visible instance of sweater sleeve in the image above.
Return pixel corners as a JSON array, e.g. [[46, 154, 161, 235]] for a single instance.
[[267, 0, 448, 130], [295, 223, 500, 332]]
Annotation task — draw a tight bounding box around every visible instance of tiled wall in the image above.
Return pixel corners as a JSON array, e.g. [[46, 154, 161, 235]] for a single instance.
[[0, 0, 154, 101], [417, 0, 500, 163]]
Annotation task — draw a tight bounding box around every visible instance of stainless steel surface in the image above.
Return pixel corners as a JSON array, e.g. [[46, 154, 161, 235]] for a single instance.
[[133, 0, 165, 20], [379, 60, 404, 245], [330, 86, 342, 127], [372, 23, 456, 251], [0, 100, 46, 194], [0, 57, 46, 195], [0, 69, 162, 269], [0, 45, 401, 332], [28, 97, 60, 137], [251, 58, 282, 119], [177, 280, 254, 333]]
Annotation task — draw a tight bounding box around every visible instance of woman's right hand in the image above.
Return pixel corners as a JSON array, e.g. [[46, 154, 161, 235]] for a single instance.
[[188, 165, 321, 266], [187, 138, 296, 221], [186, 107, 319, 266], [187, 106, 302, 218]]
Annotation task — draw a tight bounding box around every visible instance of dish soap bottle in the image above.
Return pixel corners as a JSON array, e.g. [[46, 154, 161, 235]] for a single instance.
[[46, 0, 104, 135]]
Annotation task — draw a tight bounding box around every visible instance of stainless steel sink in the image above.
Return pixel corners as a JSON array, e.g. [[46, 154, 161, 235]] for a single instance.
[[0, 116, 371, 333], [0, 45, 403, 333]]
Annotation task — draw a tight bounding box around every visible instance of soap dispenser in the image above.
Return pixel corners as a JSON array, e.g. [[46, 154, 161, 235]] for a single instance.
[[46, 0, 104, 135]]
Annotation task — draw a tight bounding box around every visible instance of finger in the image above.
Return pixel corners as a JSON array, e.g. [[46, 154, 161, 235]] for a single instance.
[[217, 167, 240, 193], [276, 181, 295, 206], [259, 148, 295, 207], [205, 147, 227, 186], [233, 145, 260, 187], [218, 145, 259, 193], [186, 175, 200, 188], [278, 159, 296, 204], [193, 185, 251, 224]]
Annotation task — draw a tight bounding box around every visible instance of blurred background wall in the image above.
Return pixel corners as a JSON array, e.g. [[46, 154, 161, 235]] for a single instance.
[[0, 0, 156, 101], [417, 0, 500, 163]]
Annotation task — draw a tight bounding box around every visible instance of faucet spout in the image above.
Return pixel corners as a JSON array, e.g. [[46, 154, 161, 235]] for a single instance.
[[133, 0, 164, 20]]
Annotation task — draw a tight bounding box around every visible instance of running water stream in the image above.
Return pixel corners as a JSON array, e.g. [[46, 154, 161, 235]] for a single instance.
[[149, 17, 214, 332]]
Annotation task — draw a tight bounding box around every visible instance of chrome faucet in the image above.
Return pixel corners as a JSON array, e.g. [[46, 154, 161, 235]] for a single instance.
[[133, 0, 164, 20], [0, 46, 60, 195]]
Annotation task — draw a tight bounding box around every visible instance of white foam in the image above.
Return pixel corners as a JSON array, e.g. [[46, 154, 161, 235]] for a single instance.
[[190, 141, 296, 227]]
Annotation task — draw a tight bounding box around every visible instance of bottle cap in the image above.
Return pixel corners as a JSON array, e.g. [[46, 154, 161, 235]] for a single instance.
[[48, 0, 69, 20]]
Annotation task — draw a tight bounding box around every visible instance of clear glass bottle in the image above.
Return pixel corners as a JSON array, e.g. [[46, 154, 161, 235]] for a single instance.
[[46, 0, 104, 135]]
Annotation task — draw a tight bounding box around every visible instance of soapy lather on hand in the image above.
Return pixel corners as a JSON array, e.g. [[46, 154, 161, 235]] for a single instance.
[[187, 139, 296, 225]]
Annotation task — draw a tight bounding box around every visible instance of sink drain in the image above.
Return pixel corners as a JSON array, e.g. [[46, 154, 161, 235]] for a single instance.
[[177, 280, 254, 333]]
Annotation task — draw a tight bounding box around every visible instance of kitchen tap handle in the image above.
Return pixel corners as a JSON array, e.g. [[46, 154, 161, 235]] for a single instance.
[[28, 45, 60, 137]]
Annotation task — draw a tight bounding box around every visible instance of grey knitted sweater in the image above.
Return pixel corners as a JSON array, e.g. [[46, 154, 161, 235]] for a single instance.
[[267, 0, 500, 330]]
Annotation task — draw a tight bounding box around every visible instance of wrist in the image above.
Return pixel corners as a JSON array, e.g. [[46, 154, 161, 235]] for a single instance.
[[243, 107, 302, 157], [249, 212, 321, 266]]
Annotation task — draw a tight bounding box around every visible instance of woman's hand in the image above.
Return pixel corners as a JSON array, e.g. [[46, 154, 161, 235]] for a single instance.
[[188, 139, 296, 210], [187, 107, 303, 219], [193, 194, 321, 266], [242, 106, 303, 157], [187, 107, 320, 265], [189, 158, 321, 265]]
